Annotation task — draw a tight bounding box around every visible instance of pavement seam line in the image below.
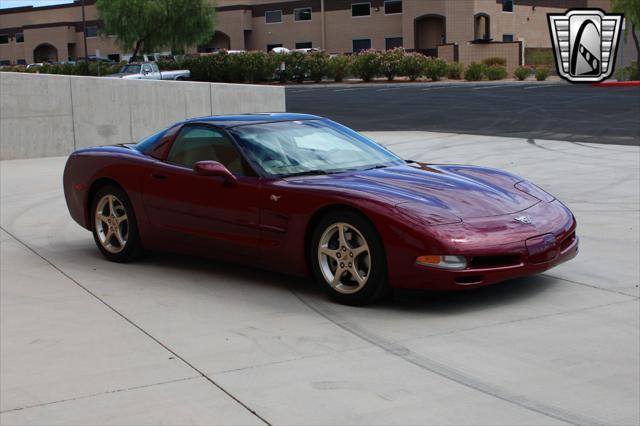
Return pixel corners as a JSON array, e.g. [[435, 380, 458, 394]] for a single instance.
[[289, 286, 605, 426], [541, 273, 639, 298], [0, 226, 272, 426], [0, 376, 201, 414], [395, 298, 637, 346]]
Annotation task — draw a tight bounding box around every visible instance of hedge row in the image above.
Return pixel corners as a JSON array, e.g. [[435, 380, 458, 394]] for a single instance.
[[1, 61, 123, 76], [1, 49, 551, 83]]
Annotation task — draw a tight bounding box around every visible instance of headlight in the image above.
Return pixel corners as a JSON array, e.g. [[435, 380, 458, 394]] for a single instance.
[[514, 181, 555, 202], [416, 255, 467, 270]]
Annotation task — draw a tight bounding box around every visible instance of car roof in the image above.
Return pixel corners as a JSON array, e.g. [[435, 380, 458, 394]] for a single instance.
[[185, 113, 322, 129]]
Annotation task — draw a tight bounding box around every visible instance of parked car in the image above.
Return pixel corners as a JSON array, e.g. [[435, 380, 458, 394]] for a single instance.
[[105, 62, 190, 81], [63, 114, 578, 305], [26, 63, 44, 70]]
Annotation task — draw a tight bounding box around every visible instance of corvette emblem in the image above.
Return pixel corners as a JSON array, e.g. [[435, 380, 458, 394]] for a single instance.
[[269, 194, 281, 202], [514, 216, 533, 224], [548, 9, 623, 83]]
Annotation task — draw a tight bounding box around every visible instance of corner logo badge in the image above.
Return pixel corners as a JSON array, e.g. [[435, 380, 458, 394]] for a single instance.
[[548, 9, 623, 83]]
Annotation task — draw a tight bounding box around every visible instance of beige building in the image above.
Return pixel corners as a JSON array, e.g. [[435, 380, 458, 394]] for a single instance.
[[1, 0, 612, 65]]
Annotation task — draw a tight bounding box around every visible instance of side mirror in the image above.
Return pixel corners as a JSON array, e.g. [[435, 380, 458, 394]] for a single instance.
[[193, 161, 238, 187]]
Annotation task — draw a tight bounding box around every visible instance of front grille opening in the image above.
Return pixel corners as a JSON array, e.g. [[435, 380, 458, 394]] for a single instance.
[[560, 232, 576, 252], [455, 275, 484, 285], [469, 255, 521, 269]]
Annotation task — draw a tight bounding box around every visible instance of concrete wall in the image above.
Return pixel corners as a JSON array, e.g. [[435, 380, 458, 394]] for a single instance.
[[0, 72, 285, 160]]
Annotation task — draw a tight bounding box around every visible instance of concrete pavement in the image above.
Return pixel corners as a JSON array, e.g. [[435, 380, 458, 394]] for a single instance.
[[1, 133, 638, 425]]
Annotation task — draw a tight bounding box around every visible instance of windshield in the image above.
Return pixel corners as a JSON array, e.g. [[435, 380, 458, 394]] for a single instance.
[[120, 64, 141, 74], [229, 119, 404, 177]]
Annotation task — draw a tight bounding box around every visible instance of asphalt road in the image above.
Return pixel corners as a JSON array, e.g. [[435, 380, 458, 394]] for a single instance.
[[286, 82, 640, 145]]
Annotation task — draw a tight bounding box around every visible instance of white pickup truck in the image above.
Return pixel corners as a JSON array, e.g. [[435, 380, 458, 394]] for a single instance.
[[106, 62, 190, 81]]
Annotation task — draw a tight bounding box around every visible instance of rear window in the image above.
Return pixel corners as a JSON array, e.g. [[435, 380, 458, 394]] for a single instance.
[[135, 128, 167, 154]]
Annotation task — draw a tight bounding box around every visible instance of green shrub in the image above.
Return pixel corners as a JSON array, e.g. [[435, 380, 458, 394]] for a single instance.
[[527, 49, 554, 66], [305, 51, 329, 83], [425, 58, 448, 81], [514, 66, 530, 81], [482, 57, 506, 67], [535, 67, 550, 81], [400, 52, 427, 81], [285, 51, 309, 83], [485, 65, 508, 80], [446, 62, 464, 80], [464, 62, 485, 81], [351, 50, 381, 82], [615, 61, 639, 81], [241, 51, 277, 83], [326, 55, 351, 82], [379, 48, 404, 81]]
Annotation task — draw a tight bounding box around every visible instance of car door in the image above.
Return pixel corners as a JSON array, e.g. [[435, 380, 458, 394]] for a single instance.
[[141, 124, 262, 262]]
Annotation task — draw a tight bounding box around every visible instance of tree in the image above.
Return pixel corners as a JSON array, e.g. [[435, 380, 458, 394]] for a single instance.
[[612, 0, 640, 66], [96, 0, 216, 62]]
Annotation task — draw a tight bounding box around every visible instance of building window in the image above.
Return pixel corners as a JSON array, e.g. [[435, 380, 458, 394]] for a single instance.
[[85, 26, 98, 38], [502, 0, 513, 12], [296, 42, 312, 49], [502, 34, 514, 42], [384, 0, 402, 15], [352, 3, 371, 17], [294, 7, 312, 22], [385, 37, 403, 50], [17, 59, 26, 65], [15, 32, 24, 43], [265, 10, 282, 24], [108, 54, 120, 62], [353, 38, 372, 53], [267, 43, 283, 52], [0, 60, 9, 66], [0, 34, 8, 44]]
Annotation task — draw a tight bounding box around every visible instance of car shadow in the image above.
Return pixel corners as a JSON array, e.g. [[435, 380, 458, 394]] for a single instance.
[[112, 249, 559, 315]]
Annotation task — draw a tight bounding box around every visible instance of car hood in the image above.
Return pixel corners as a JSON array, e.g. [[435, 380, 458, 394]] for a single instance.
[[287, 163, 540, 221]]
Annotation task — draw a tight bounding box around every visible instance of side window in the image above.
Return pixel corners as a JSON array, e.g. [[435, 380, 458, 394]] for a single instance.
[[143, 64, 152, 73], [167, 126, 248, 175]]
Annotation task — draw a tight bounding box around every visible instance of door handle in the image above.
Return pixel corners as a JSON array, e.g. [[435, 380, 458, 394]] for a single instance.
[[151, 173, 168, 180]]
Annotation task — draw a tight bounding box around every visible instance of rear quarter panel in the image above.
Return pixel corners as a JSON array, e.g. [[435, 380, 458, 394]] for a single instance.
[[63, 147, 152, 239]]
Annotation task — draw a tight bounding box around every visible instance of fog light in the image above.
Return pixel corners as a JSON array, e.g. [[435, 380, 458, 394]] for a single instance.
[[416, 255, 467, 270]]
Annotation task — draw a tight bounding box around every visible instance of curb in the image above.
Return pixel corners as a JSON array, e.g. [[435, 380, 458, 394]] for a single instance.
[[592, 81, 640, 87]]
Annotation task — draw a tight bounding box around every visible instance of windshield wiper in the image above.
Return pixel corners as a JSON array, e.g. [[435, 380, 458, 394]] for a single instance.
[[282, 170, 329, 178]]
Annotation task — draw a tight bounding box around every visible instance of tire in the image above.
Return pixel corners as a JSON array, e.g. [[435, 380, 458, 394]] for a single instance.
[[91, 185, 142, 263], [310, 210, 390, 305]]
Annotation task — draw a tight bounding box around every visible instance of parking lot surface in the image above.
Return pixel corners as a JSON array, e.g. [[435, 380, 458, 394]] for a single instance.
[[286, 83, 640, 146], [1, 132, 639, 425]]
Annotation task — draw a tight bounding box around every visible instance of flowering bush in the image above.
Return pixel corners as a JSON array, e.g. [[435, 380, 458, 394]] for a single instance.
[[425, 58, 448, 81], [400, 52, 428, 81], [327, 55, 351, 82], [351, 49, 381, 82], [379, 48, 404, 81]]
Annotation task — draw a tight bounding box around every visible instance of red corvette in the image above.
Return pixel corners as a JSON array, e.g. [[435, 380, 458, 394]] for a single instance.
[[64, 114, 578, 305]]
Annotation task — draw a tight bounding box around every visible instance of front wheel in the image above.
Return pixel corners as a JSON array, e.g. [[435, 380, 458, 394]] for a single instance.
[[91, 186, 142, 262], [310, 210, 389, 305]]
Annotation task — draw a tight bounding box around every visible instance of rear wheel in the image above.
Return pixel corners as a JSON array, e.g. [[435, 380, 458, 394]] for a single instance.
[[310, 210, 389, 305], [91, 186, 142, 262]]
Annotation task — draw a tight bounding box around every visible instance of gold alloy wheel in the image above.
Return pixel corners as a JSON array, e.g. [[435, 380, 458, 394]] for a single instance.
[[94, 194, 129, 254], [318, 222, 371, 294]]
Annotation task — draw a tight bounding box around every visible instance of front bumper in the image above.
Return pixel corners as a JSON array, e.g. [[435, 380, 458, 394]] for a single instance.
[[390, 200, 579, 291], [412, 233, 578, 291]]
